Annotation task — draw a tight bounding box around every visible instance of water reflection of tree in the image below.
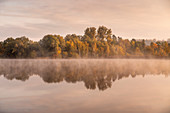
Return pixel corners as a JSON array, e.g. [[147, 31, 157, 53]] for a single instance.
[[0, 60, 170, 91]]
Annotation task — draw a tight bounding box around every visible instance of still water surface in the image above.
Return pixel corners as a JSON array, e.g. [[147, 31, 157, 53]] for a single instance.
[[0, 59, 170, 113]]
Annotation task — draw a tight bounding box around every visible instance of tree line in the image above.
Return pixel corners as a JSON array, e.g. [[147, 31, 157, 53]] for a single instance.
[[0, 26, 170, 58]]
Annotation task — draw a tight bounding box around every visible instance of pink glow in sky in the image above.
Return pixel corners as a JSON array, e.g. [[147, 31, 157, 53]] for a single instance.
[[0, 0, 170, 40]]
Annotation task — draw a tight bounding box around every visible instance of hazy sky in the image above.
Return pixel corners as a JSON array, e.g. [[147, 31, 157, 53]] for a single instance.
[[0, 0, 170, 40]]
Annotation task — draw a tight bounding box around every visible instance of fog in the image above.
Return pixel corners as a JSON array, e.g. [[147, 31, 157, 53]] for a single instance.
[[0, 59, 170, 90]]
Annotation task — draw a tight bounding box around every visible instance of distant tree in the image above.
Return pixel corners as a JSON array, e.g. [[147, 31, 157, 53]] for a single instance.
[[29, 50, 37, 58], [135, 47, 143, 56], [97, 26, 109, 41], [0, 42, 4, 57], [144, 46, 154, 56], [55, 35, 66, 58], [3, 36, 31, 58], [27, 41, 42, 57], [84, 27, 96, 40], [112, 35, 117, 45], [40, 35, 61, 57], [0, 26, 169, 58]]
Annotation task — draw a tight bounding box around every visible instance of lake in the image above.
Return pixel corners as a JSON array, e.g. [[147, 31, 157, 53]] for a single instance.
[[0, 59, 170, 113]]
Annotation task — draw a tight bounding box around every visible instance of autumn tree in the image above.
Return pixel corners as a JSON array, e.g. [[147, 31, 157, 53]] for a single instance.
[[0, 42, 4, 57], [40, 35, 61, 57], [0, 26, 169, 58], [84, 27, 96, 40], [97, 26, 111, 41]]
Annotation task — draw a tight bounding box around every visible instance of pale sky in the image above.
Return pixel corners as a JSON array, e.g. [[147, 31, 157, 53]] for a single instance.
[[0, 0, 170, 41]]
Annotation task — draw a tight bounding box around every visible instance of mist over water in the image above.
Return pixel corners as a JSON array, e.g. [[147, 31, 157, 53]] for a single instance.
[[0, 59, 170, 113], [0, 59, 169, 90]]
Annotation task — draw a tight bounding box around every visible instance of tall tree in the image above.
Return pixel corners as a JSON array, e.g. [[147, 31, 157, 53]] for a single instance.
[[84, 27, 96, 40]]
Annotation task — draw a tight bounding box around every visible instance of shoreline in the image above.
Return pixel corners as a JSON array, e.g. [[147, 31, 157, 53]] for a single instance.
[[0, 57, 170, 60]]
